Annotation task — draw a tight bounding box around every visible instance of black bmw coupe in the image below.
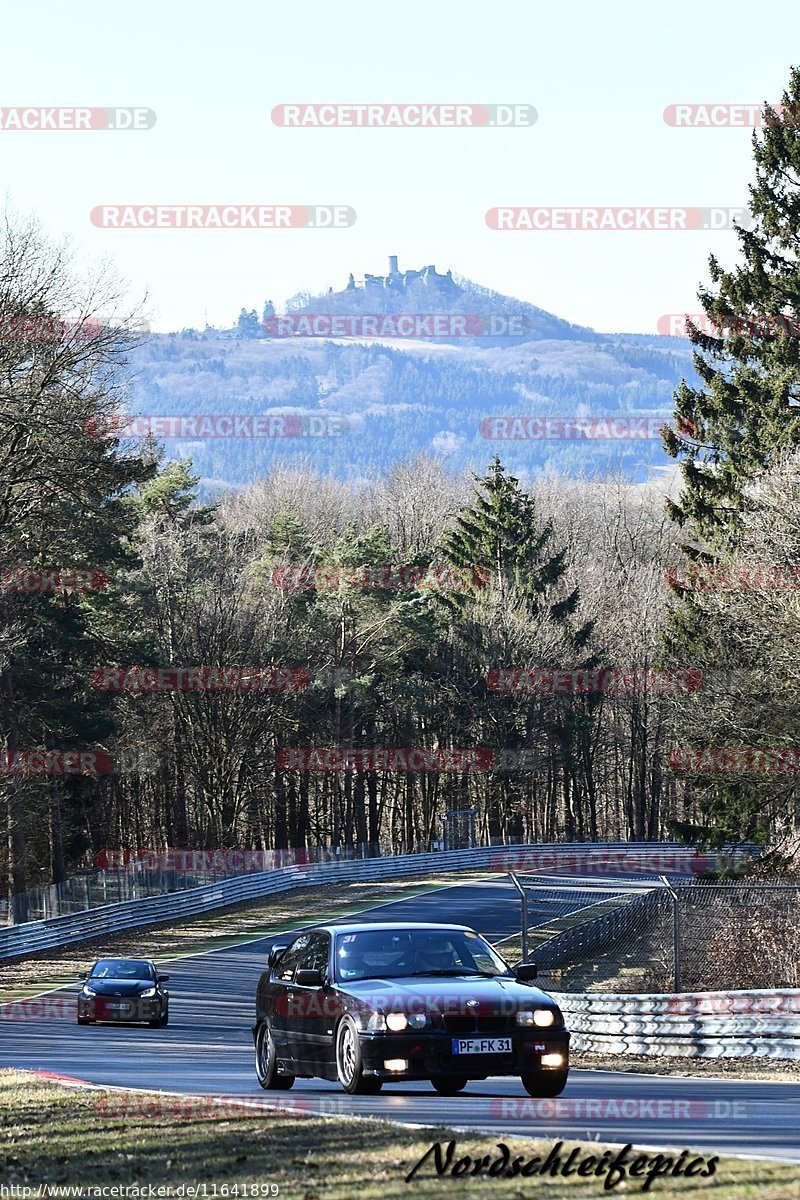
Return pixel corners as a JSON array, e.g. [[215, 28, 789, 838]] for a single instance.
[[253, 922, 569, 1095]]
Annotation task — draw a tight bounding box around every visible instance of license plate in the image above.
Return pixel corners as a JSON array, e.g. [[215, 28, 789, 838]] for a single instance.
[[107, 1002, 129, 1011], [452, 1036, 512, 1055]]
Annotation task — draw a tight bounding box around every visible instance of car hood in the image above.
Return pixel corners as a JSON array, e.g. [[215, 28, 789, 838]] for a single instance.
[[85, 979, 155, 997], [338, 975, 558, 1014]]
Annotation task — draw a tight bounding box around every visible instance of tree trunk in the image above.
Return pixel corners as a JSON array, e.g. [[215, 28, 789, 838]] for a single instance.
[[2, 669, 28, 921]]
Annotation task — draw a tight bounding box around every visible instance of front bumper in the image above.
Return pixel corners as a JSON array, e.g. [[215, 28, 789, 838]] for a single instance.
[[358, 1028, 570, 1079], [77, 995, 163, 1022]]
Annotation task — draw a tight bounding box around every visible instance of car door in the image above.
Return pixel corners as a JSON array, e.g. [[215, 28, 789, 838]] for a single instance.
[[269, 933, 311, 1063], [288, 931, 332, 1073]]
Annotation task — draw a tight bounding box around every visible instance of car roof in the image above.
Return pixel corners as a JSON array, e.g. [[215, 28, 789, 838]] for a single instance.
[[92, 956, 156, 963], [310, 922, 474, 935]]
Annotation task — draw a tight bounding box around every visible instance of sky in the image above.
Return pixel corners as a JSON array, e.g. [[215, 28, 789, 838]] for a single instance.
[[2, 1, 800, 335]]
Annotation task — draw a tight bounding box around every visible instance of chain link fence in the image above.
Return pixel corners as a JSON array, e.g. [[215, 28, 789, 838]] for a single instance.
[[533, 881, 800, 993], [0, 841, 431, 924]]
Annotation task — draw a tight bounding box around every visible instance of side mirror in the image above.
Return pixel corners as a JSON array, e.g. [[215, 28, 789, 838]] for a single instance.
[[268, 944, 290, 970], [157, 974, 170, 983], [516, 962, 538, 981], [76, 972, 87, 980], [295, 968, 324, 988]]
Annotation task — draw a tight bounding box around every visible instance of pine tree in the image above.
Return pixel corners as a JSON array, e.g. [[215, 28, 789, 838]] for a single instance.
[[441, 457, 592, 638], [662, 67, 800, 847], [439, 458, 596, 841], [663, 66, 800, 554]]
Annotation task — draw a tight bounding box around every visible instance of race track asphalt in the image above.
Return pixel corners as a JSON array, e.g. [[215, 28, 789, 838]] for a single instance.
[[4, 875, 799, 1161]]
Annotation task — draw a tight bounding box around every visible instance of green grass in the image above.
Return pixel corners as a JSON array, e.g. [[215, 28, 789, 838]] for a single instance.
[[2, 1070, 799, 1199]]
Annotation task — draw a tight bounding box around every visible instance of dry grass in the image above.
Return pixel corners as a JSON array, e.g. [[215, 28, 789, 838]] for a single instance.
[[3, 1069, 799, 1199], [570, 1051, 800, 1082]]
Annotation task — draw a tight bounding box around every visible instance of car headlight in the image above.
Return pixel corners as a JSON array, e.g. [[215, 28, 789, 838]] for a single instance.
[[367, 1011, 428, 1032], [81, 985, 96, 997], [517, 1008, 556, 1027], [140, 987, 156, 998]]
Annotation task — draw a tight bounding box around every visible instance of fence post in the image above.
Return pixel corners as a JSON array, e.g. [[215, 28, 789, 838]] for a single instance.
[[509, 872, 529, 962], [660, 875, 681, 992]]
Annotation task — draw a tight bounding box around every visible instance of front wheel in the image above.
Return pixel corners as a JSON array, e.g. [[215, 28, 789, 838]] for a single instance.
[[335, 1017, 382, 1094], [255, 1021, 295, 1090], [521, 1070, 568, 1098], [431, 1075, 468, 1095], [76, 1016, 94, 1026]]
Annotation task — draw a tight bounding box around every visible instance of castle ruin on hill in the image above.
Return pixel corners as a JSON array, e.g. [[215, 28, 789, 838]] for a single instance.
[[344, 256, 459, 293]]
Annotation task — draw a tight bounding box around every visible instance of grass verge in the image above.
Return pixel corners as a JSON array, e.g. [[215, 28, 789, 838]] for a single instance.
[[2, 1069, 799, 1199], [570, 1051, 800, 1082]]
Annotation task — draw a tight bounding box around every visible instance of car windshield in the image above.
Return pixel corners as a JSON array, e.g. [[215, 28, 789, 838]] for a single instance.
[[334, 928, 513, 982], [90, 959, 155, 980]]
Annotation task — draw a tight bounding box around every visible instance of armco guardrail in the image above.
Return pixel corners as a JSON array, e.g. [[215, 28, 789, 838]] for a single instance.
[[534, 887, 666, 971], [0, 842, 731, 959], [553, 988, 800, 1059], [7, 838, 742, 925]]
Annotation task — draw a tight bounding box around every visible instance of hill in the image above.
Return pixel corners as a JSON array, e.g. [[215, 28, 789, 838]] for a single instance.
[[124, 261, 698, 490]]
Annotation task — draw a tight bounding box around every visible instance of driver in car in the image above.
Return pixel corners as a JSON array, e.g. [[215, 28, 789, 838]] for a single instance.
[[415, 936, 461, 973], [337, 945, 370, 980]]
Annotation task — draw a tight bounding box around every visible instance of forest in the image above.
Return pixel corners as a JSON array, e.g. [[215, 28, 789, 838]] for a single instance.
[[6, 62, 800, 916]]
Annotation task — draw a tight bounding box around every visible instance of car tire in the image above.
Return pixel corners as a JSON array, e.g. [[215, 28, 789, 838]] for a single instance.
[[335, 1016, 383, 1095], [76, 1016, 94, 1025], [255, 1021, 295, 1090], [149, 1010, 169, 1028], [430, 1075, 468, 1095], [520, 1070, 568, 1098]]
